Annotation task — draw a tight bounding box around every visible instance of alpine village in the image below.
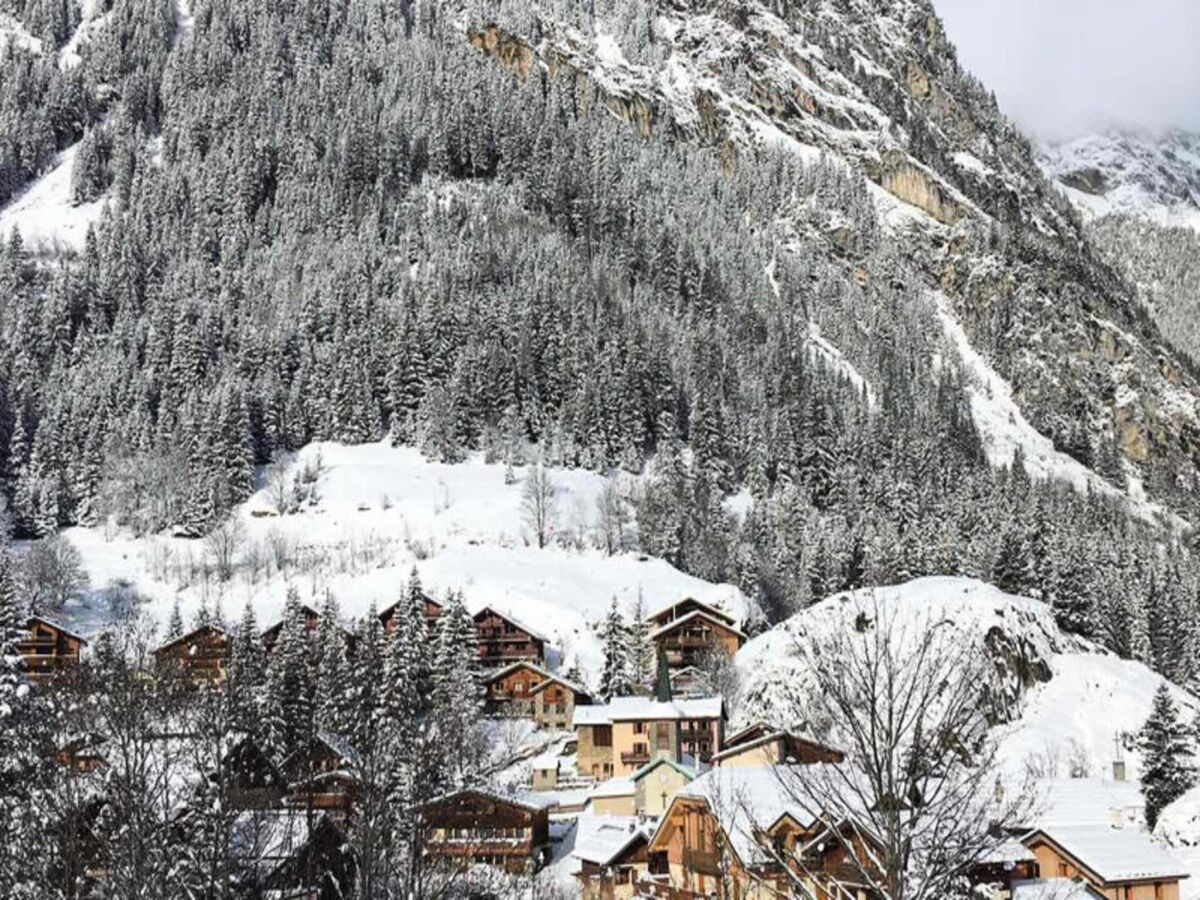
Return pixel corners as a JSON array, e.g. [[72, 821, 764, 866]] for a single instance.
[[7, 0, 1200, 895]]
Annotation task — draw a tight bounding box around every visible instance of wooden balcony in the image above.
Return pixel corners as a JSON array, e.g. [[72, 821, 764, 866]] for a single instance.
[[621, 750, 650, 766]]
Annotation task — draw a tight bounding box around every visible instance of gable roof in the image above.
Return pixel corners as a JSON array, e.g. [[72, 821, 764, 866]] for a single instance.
[[1023, 825, 1189, 885], [631, 756, 696, 784], [1023, 778, 1145, 831], [648, 597, 737, 627], [472, 606, 548, 642], [589, 777, 636, 800], [261, 603, 323, 638], [711, 729, 843, 765], [649, 609, 747, 642], [154, 623, 229, 656], [1011, 879, 1106, 900], [482, 660, 590, 697], [574, 695, 724, 726], [572, 814, 652, 866], [25, 615, 87, 645], [424, 785, 556, 813], [378, 591, 441, 622]]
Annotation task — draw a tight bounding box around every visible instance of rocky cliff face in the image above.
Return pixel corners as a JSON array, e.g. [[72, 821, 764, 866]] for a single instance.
[[461, 0, 1200, 522]]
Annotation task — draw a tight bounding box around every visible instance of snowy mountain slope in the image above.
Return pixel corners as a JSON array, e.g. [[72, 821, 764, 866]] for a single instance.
[[1040, 130, 1200, 232], [736, 578, 1196, 781], [459, 0, 1200, 523], [0, 141, 107, 253], [56, 442, 750, 683]]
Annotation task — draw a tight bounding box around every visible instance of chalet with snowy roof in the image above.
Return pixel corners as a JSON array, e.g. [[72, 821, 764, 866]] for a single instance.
[[530, 671, 592, 730], [645, 765, 881, 899], [647, 598, 746, 670], [1010, 880, 1105, 900], [1018, 827, 1187, 900], [473, 606, 547, 668], [281, 733, 361, 816], [968, 838, 1039, 895], [228, 810, 354, 899], [18, 615, 86, 680], [377, 591, 442, 635], [153, 624, 231, 686], [668, 665, 712, 698], [574, 693, 724, 780], [573, 814, 655, 900], [484, 660, 592, 728], [419, 787, 554, 874], [712, 722, 844, 768]]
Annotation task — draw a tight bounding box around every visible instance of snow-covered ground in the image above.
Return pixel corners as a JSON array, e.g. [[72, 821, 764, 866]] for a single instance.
[[60, 441, 749, 685], [0, 12, 43, 54], [0, 142, 107, 253], [737, 577, 1197, 783]]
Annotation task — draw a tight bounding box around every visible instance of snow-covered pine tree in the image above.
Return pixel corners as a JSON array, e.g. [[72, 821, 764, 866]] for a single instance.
[[228, 598, 266, 736], [625, 593, 653, 692], [349, 602, 386, 749], [264, 587, 313, 759], [313, 592, 351, 735], [430, 591, 482, 787], [1139, 682, 1196, 828], [599, 597, 631, 700], [167, 597, 185, 640]]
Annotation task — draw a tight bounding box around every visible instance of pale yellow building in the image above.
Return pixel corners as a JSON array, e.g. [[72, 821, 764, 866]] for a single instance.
[[572, 696, 725, 780], [1020, 827, 1187, 900]]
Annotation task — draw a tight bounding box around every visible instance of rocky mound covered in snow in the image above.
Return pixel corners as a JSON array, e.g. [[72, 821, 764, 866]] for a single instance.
[[736, 577, 1197, 780]]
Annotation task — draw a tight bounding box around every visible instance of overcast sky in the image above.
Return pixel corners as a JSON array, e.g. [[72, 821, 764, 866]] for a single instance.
[[933, 0, 1200, 142]]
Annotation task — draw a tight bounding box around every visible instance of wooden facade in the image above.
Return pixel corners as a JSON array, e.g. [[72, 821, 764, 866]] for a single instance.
[[420, 788, 552, 874], [647, 598, 738, 632], [282, 733, 361, 816], [650, 611, 746, 671], [577, 832, 651, 900], [18, 616, 86, 680], [1022, 830, 1185, 900], [154, 625, 231, 686], [378, 592, 442, 635], [531, 675, 591, 730], [474, 606, 546, 668], [713, 724, 845, 768], [484, 661, 550, 716]]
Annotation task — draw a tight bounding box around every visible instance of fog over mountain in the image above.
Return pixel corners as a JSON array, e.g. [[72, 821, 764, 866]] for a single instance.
[[935, 0, 1200, 140]]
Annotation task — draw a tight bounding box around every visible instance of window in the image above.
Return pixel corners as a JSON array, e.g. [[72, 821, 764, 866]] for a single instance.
[[634, 722, 645, 735], [656, 723, 672, 750], [594, 725, 612, 747], [1057, 863, 1068, 877]]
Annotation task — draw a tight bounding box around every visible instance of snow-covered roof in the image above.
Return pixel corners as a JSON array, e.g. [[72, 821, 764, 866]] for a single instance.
[[1011, 879, 1104, 900], [1025, 778, 1146, 830], [648, 596, 736, 626], [472, 606, 549, 643], [425, 785, 556, 813], [648, 609, 747, 642], [710, 728, 842, 764], [657, 765, 843, 866], [1027, 825, 1189, 883], [26, 615, 87, 644], [154, 623, 228, 655], [975, 836, 1037, 866], [589, 777, 635, 799], [574, 695, 724, 725], [572, 814, 652, 866], [484, 660, 554, 684]]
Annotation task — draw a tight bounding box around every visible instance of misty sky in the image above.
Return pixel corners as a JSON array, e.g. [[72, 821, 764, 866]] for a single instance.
[[933, 0, 1200, 142]]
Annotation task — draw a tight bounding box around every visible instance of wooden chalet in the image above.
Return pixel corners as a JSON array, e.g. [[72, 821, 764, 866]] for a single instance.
[[483, 660, 592, 728], [281, 733, 361, 816], [261, 602, 321, 654], [420, 787, 553, 874], [712, 722, 844, 768], [18, 615, 86, 680], [55, 733, 107, 773], [473, 606, 546, 668], [530, 671, 592, 730], [378, 591, 443, 635], [645, 766, 884, 900], [647, 599, 746, 670], [229, 810, 355, 900], [1019, 826, 1188, 900], [153, 624, 231, 686]]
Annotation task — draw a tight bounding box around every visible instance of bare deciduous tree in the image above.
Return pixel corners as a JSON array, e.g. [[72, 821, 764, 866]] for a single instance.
[[205, 517, 246, 583], [594, 479, 632, 555], [20, 533, 90, 613], [771, 597, 1033, 900], [521, 464, 557, 549]]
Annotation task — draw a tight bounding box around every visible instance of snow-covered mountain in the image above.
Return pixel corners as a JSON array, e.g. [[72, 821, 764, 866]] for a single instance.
[[737, 578, 1196, 782], [1040, 130, 1200, 231]]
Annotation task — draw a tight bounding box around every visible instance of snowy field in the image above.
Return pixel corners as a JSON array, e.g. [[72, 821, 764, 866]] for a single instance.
[[60, 441, 749, 683]]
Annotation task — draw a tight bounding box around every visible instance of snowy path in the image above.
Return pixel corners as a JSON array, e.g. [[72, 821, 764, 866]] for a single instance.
[[0, 143, 106, 252]]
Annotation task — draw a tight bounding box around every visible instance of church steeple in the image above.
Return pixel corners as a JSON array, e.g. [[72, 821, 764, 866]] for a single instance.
[[655, 647, 672, 702]]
